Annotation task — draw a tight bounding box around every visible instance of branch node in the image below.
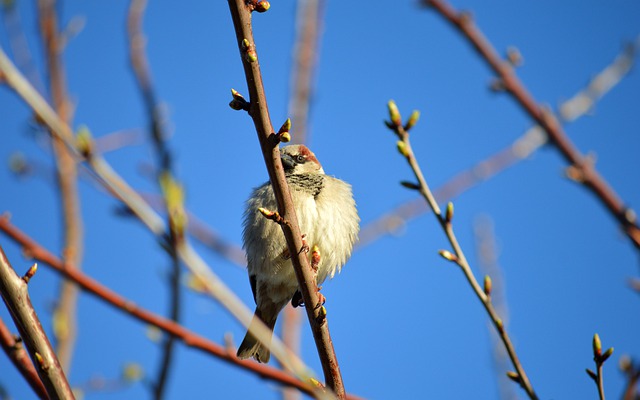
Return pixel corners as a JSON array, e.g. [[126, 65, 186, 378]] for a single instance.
[[229, 88, 250, 111], [483, 275, 492, 298], [404, 110, 420, 131], [506, 46, 524, 67], [387, 100, 402, 128], [506, 370, 521, 383], [241, 38, 258, 63], [258, 207, 288, 226], [400, 181, 420, 191], [438, 249, 458, 263], [34, 352, 48, 370], [315, 305, 327, 324], [310, 245, 321, 272], [75, 125, 94, 159], [22, 263, 38, 284], [275, 118, 292, 143], [444, 201, 454, 223]]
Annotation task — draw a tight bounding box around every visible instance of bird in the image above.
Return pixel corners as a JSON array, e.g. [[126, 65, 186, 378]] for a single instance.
[[236, 144, 359, 363]]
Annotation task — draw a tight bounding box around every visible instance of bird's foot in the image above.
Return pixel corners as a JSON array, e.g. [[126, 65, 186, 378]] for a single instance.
[[291, 290, 304, 308]]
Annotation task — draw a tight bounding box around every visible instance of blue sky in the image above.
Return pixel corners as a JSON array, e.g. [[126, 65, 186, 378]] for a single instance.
[[1, 1, 640, 399]]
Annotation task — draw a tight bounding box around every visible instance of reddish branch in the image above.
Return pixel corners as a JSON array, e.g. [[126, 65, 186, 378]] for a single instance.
[[0, 244, 74, 399], [423, 0, 640, 250], [0, 317, 48, 399], [227, 1, 345, 397], [0, 217, 363, 400], [38, 0, 83, 372]]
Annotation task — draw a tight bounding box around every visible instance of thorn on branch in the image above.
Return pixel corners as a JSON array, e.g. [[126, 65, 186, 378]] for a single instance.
[[241, 38, 258, 63], [21, 263, 38, 284], [229, 88, 250, 111]]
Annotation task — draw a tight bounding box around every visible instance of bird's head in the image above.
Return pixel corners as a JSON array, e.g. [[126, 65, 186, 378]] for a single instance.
[[280, 145, 324, 175]]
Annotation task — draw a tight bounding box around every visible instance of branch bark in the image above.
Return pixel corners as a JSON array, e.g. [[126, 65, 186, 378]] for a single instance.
[[0, 217, 364, 400], [227, 1, 345, 397], [423, 0, 640, 251], [0, 244, 74, 399], [0, 316, 48, 399]]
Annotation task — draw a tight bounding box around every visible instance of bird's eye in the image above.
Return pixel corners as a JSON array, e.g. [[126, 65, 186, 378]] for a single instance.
[[294, 155, 306, 163]]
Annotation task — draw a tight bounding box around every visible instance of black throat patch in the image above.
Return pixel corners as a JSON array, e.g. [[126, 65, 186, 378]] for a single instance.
[[286, 173, 325, 199]]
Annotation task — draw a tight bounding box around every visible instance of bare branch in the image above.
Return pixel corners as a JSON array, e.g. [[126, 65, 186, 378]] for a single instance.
[[227, 1, 345, 396], [424, 0, 640, 250], [385, 101, 538, 399], [0, 244, 74, 399], [359, 37, 639, 249], [0, 46, 315, 386], [0, 316, 47, 399], [0, 217, 364, 400]]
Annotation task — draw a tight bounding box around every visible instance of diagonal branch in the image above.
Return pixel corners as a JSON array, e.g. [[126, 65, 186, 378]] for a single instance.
[[0, 46, 316, 387], [0, 217, 364, 400], [0, 244, 74, 399], [359, 29, 639, 250], [227, 1, 345, 397], [0, 316, 48, 399], [423, 0, 640, 251]]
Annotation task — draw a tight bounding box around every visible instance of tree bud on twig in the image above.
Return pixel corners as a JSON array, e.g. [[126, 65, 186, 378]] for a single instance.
[[21, 262, 38, 284], [438, 249, 458, 262], [276, 118, 292, 142], [75, 125, 94, 158], [585, 368, 597, 382], [396, 141, 410, 158], [254, 1, 270, 12], [241, 38, 258, 63], [601, 347, 614, 363], [387, 100, 402, 127], [593, 333, 602, 358], [404, 110, 420, 131], [506, 371, 520, 383], [400, 181, 420, 191], [444, 201, 454, 223], [483, 275, 492, 297]]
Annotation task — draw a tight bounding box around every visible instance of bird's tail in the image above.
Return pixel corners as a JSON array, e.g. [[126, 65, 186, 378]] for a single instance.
[[236, 309, 277, 363]]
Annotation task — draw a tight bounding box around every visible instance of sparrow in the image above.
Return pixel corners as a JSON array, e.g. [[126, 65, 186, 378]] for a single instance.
[[237, 144, 359, 363]]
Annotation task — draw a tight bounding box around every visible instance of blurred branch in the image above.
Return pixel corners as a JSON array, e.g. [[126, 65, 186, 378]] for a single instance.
[[0, 217, 364, 400], [37, 0, 83, 374], [358, 38, 639, 248], [227, 1, 345, 397], [0, 244, 74, 399], [281, 304, 303, 400], [424, 0, 640, 251], [288, 0, 325, 145], [0, 316, 47, 399], [0, 46, 316, 387], [385, 101, 538, 399], [620, 355, 640, 400], [473, 216, 518, 400], [127, 0, 181, 397]]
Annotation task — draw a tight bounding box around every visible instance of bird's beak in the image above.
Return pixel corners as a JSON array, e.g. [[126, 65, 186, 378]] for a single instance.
[[281, 153, 296, 171]]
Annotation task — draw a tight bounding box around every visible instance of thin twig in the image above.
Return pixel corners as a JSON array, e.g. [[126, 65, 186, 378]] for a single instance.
[[0, 46, 316, 386], [385, 101, 538, 399], [0, 244, 75, 399], [37, 0, 83, 373], [586, 334, 613, 400], [227, 1, 345, 397], [0, 316, 48, 399], [0, 217, 364, 400], [424, 0, 640, 250], [358, 39, 639, 248], [127, 0, 181, 397]]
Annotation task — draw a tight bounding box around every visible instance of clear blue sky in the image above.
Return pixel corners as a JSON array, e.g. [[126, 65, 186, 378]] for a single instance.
[[1, 1, 640, 399]]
